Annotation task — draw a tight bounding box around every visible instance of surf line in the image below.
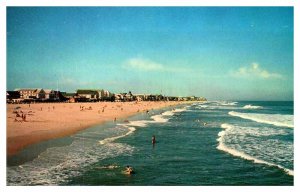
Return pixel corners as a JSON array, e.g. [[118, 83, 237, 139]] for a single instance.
[[99, 126, 136, 145], [228, 111, 293, 128], [98, 107, 188, 145], [217, 123, 294, 176]]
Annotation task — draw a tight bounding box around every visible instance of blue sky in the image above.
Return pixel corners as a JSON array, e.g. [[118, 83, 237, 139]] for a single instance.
[[7, 7, 293, 100]]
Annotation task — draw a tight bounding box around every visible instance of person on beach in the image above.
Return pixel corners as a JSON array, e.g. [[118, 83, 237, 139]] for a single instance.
[[152, 135, 156, 147], [124, 165, 134, 174]]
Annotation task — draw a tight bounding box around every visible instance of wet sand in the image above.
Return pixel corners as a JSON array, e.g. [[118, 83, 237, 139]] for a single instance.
[[7, 101, 185, 156]]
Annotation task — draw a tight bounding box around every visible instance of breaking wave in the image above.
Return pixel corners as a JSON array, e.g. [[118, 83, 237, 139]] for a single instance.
[[243, 104, 263, 109], [99, 126, 136, 145], [7, 139, 134, 185], [217, 123, 293, 176], [228, 111, 293, 128], [218, 101, 238, 106]]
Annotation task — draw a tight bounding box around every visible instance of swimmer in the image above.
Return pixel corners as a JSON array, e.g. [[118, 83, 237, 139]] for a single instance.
[[124, 165, 134, 174], [152, 135, 156, 147]]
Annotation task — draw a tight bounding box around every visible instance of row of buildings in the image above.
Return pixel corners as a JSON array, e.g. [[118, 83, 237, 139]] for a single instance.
[[6, 88, 207, 104]]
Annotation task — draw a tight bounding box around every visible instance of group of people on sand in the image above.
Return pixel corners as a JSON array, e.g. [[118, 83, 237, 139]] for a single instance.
[[14, 112, 27, 122], [80, 105, 93, 111]]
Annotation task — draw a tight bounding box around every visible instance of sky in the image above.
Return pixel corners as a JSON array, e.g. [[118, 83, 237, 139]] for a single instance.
[[7, 7, 293, 100]]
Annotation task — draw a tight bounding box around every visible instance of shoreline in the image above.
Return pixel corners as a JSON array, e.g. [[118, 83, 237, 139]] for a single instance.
[[7, 101, 189, 156]]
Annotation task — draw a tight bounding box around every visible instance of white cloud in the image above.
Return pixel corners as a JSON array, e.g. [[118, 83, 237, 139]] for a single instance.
[[232, 63, 283, 79], [123, 57, 196, 74], [124, 57, 164, 71]]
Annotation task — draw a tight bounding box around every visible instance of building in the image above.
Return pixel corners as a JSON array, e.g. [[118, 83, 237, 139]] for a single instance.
[[6, 91, 21, 103], [114, 94, 124, 102], [16, 88, 46, 99], [122, 92, 133, 101], [7, 91, 20, 100], [61, 92, 77, 103], [98, 89, 112, 100], [76, 89, 99, 101], [133, 94, 146, 101], [44, 89, 60, 100]]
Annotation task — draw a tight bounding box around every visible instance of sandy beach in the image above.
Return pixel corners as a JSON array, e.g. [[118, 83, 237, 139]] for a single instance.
[[7, 101, 185, 156]]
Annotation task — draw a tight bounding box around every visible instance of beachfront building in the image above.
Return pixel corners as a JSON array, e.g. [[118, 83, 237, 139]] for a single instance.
[[15, 88, 46, 100], [44, 89, 60, 100], [76, 89, 99, 101], [114, 94, 124, 102], [147, 94, 164, 101], [6, 91, 21, 103], [98, 89, 112, 101], [133, 94, 145, 101], [7, 91, 20, 100], [167, 96, 179, 101], [61, 92, 77, 103], [123, 91, 133, 101], [198, 97, 207, 101]]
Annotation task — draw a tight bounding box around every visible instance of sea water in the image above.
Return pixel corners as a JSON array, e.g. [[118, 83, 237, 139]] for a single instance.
[[7, 101, 294, 185]]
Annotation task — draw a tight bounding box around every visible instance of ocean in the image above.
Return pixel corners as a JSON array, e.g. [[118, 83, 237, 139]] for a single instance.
[[7, 101, 294, 185]]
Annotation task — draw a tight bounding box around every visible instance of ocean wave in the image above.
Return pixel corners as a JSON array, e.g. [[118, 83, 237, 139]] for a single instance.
[[150, 107, 187, 123], [162, 111, 174, 116], [220, 123, 234, 129], [126, 120, 151, 127], [217, 142, 294, 176], [229, 111, 293, 128], [217, 123, 293, 176], [174, 108, 187, 113], [196, 105, 209, 109], [218, 101, 238, 106], [243, 104, 263, 109], [195, 102, 240, 110], [7, 138, 134, 185], [151, 114, 169, 123], [99, 126, 136, 145]]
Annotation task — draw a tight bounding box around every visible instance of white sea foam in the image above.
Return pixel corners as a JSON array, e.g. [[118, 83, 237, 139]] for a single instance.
[[127, 120, 151, 127], [96, 165, 120, 169], [217, 123, 294, 176], [229, 111, 293, 128], [7, 138, 134, 185], [99, 126, 136, 145], [174, 108, 187, 113], [221, 123, 234, 129], [217, 141, 294, 176], [196, 102, 240, 110], [198, 105, 208, 108], [162, 111, 174, 116], [243, 104, 263, 109], [151, 114, 169, 123], [218, 101, 238, 106]]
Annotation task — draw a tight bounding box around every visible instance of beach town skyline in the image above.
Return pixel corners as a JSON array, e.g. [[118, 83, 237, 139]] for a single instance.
[[7, 7, 293, 101]]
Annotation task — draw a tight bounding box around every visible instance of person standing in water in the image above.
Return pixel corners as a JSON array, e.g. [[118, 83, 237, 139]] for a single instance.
[[152, 135, 156, 147]]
